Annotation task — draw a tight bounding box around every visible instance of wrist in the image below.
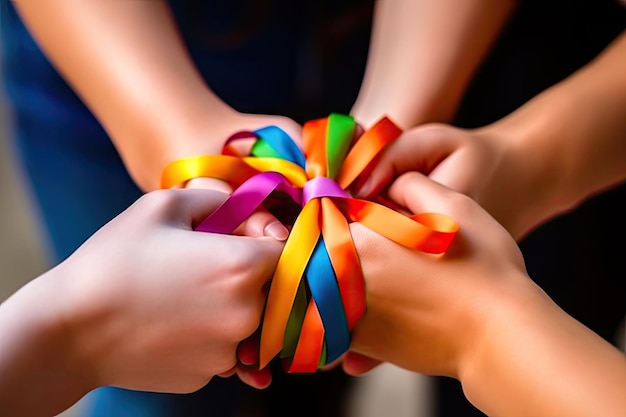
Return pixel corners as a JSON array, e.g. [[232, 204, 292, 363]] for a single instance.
[[475, 107, 572, 238], [105, 82, 238, 191], [479, 68, 626, 235], [51, 259, 122, 388], [457, 274, 554, 408], [41, 266, 102, 390], [351, 91, 456, 131], [457, 272, 626, 417], [0, 269, 97, 414], [116, 88, 237, 191]]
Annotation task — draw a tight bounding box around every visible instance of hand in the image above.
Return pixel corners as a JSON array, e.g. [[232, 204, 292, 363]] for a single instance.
[[169, 113, 304, 385], [168, 112, 302, 241], [347, 171, 531, 377], [56, 189, 283, 393], [217, 332, 273, 390], [355, 123, 561, 240], [14, 0, 303, 196], [151, 111, 303, 192], [348, 171, 626, 417], [180, 111, 304, 191]]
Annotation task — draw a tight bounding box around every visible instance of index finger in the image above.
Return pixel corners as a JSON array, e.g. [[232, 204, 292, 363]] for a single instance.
[[388, 172, 510, 243]]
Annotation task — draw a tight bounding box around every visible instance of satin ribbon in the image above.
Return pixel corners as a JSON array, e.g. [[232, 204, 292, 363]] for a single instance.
[[161, 113, 459, 372]]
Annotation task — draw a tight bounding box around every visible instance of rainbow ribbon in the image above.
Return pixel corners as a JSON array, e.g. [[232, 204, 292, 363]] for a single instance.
[[161, 114, 459, 373]]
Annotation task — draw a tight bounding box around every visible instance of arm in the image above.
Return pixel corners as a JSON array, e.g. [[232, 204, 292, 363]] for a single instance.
[[461, 280, 626, 417], [0, 190, 281, 416], [0, 272, 94, 417], [351, 0, 517, 129], [477, 29, 626, 232], [358, 30, 626, 239], [13, 0, 301, 191], [347, 172, 626, 417]]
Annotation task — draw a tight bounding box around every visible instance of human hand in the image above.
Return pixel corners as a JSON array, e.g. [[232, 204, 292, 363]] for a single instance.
[[354, 123, 563, 240], [144, 111, 303, 193], [55, 189, 283, 393], [216, 332, 273, 390], [185, 114, 298, 384], [346, 171, 533, 378], [347, 171, 626, 417], [163, 111, 303, 241]]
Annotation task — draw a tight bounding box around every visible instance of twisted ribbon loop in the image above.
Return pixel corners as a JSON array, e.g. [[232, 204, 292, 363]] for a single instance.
[[161, 113, 459, 373]]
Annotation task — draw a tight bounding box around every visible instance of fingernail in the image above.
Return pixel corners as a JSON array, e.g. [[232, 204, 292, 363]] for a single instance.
[[265, 221, 289, 241]]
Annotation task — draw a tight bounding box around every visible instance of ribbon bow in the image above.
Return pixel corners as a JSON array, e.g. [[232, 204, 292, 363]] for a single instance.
[[161, 114, 459, 373]]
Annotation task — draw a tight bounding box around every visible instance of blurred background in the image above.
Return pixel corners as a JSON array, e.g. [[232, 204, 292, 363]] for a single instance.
[[0, 100, 85, 416], [0, 104, 48, 303]]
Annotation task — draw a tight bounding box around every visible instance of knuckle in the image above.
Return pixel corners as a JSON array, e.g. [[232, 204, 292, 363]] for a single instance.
[[138, 189, 184, 214], [445, 191, 476, 214]]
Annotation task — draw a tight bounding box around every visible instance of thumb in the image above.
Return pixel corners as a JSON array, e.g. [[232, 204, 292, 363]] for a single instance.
[[234, 208, 290, 241], [185, 177, 234, 194], [185, 177, 289, 241]]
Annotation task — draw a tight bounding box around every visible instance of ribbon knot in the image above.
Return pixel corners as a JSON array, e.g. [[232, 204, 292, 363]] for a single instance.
[[161, 113, 459, 373], [302, 177, 348, 205]]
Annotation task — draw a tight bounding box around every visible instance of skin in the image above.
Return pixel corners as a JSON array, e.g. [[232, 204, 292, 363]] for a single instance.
[[9, 1, 624, 414], [1, 182, 624, 416], [10, 0, 521, 385], [12, 0, 302, 193], [11, 0, 518, 250], [0, 190, 283, 416], [13, 0, 518, 186], [358, 30, 626, 240], [12, 0, 298, 240], [348, 172, 626, 417], [351, 0, 517, 129]]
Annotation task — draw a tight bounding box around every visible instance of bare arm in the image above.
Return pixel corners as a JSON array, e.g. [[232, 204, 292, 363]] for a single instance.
[[13, 0, 300, 191], [462, 281, 626, 417], [479, 29, 626, 226], [358, 30, 626, 239], [351, 0, 517, 128], [0, 270, 94, 417]]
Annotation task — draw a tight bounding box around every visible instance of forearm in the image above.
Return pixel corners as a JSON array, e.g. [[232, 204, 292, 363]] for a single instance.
[[484, 31, 626, 219], [460, 279, 626, 417], [351, 0, 517, 128], [14, 0, 233, 190], [0, 269, 96, 416]]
